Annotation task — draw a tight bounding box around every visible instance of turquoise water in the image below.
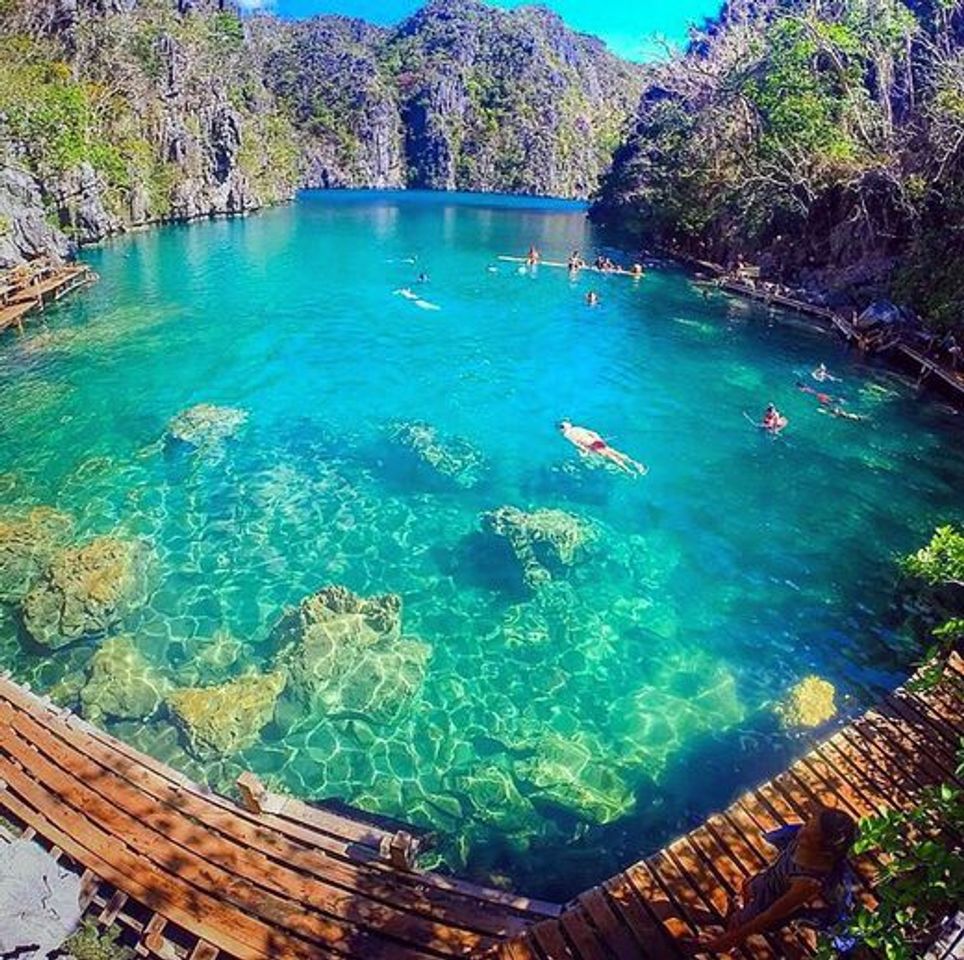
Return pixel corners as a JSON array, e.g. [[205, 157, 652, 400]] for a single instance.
[[1, 190, 962, 898]]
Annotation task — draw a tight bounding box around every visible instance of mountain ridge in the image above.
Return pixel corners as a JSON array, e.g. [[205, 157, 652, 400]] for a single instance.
[[0, 0, 644, 266]]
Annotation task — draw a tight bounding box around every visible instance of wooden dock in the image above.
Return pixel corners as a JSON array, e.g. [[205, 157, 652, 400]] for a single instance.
[[501, 652, 964, 960], [1, 657, 961, 960], [0, 674, 560, 960], [0, 259, 96, 334]]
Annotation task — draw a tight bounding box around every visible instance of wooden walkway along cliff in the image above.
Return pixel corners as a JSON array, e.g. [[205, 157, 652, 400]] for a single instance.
[[0, 674, 561, 959], [0, 259, 96, 334], [501, 652, 964, 960]]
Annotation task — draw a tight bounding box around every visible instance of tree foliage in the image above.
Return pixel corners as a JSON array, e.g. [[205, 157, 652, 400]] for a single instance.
[[593, 0, 964, 329]]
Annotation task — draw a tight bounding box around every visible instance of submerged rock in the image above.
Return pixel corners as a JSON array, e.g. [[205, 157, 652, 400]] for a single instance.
[[776, 676, 837, 729], [21, 537, 149, 649], [273, 585, 430, 729], [0, 508, 73, 603], [449, 762, 536, 834], [167, 671, 287, 760], [480, 505, 594, 590], [80, 636, 169, 722], [387, 420, 485, 488], [513, 731, 635, 825], [167, 403, 248, 448]]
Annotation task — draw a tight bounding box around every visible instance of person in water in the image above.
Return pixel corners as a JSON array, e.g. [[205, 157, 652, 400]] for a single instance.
[[586, 291, 600, 307], [685, 806, 857, 955], [630, 263, 645, 278], [417, 272, 430, 283], [526, 245, 541, 267], [796, 381, 835, 406], [761, 403, 786, 432], [558, 420, 648, 474], [568, 250, 584, 272], [811, 363, 839, 383]]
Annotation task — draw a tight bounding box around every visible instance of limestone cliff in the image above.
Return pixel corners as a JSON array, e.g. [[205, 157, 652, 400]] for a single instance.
[[0, 0, 643, 267]]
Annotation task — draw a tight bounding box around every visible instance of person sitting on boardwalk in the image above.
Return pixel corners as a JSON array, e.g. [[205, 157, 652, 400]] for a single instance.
[[558, 420, 648, 474], [686, 806, 858, 955]]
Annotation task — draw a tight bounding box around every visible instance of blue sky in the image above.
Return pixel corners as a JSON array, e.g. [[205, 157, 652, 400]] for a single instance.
[[244, 1, 723, 61]]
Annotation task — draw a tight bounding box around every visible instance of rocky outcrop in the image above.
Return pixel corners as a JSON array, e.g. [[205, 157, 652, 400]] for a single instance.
[[0, 167, 73, 270], [387, 420, 485, 488], [513, 731, 635, 825], [80, 635, 169, 722], [272, 585, 430, 729], [480, 505, 594, 590], [0, 508, 73, 602], [776, 676, 837, 729], [21, 537, 149, 648], [167, 670, 287, 759], [167, 403, 248, 448]]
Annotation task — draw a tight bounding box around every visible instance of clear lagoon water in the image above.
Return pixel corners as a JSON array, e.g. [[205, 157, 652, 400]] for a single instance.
[[1, 190, 962, 899]]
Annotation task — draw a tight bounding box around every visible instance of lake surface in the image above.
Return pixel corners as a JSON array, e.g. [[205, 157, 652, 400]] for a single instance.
[[1, 190, 962, 899]]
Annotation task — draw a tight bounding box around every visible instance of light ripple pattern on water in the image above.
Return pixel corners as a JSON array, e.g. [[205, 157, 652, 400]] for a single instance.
[[0, 190, 962, 899]]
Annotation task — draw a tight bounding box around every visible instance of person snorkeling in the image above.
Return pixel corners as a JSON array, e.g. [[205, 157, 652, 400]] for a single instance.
[[796, 381, 836, 406], [811, 363, 840, 383], [558, 420, 648, 475], [683, 806, 858, 956]]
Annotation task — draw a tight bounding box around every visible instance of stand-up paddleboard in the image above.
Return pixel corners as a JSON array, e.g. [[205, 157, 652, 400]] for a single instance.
[[497, 256, 643, 277]]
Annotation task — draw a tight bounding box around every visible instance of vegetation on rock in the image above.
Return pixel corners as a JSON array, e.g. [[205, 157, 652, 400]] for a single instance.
[[0, 0, 643, 266], [592, 0, 964, 330]]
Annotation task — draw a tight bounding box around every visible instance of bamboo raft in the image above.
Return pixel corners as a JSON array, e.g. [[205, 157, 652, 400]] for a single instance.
[[500, 652, 964, 960], [0, 260, 96, 334]]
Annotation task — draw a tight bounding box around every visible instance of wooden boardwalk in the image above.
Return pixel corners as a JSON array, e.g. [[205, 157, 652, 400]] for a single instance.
[[501, 652, 964, 960], [0, 260, 96, 334], [1, 657, 961, 959], [0, 675, 560, 960]]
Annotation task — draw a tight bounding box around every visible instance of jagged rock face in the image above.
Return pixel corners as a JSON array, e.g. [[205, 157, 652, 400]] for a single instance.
[[259, 1, 644, 198], [0, 168, 73, 270], [0, 508, 74, 602], [21, 537, 149, 649], [272, 585, 430, 729], [1, 0, 641, 263], [480, 506, 594, 590], [80, 635, 169, 722], [167, 671, 287, 759]]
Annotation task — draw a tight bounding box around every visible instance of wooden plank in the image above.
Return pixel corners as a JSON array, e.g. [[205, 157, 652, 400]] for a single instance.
[[0, 710, 475, 959], [31, 691, 558, 923], [0, 780, 278, 960], [890, 687, 964, 755], [1, 695, 533, 940], [601, 874, 679, 960], [875, 696, 964, 784], [497, 935, 541, 960], [557, 905, 611, 960], [577, 886, 640, 960], [530, 919, 576, 960], [909, 680, 964, 737], [621, 859, 689, 943], [817, 734, 918, 811]]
